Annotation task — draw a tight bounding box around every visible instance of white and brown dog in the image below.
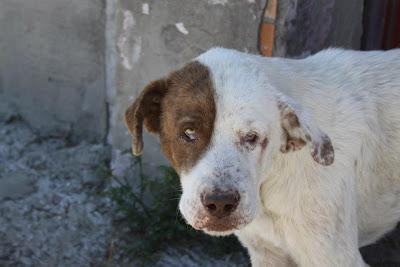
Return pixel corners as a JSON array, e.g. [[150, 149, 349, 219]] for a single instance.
[[124, 48, 400, 266]]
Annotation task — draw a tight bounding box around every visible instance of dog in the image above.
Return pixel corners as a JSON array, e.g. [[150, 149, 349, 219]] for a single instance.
[[124, 48, 400, 266]]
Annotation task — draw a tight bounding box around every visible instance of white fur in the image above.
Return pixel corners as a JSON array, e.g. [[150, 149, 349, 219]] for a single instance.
[[178, 48, 400, 266]]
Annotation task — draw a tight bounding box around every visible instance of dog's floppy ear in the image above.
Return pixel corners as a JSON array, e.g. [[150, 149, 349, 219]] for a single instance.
[[277, 96, 334, 166], [124, 79, 168, 156]]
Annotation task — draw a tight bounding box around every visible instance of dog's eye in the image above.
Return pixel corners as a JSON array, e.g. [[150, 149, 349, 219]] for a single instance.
[[244, 132, 258, 145], [183, 128, 197, 142]]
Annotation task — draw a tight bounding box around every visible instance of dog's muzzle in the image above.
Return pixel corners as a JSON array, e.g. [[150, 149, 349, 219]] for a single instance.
[[191, 189, 243, 232]]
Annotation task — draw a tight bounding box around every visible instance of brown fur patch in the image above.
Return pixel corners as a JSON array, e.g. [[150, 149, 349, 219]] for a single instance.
[[159, 62, 216, 173], [311, 135, 334, 166], [124, 61, 216, 172], [124, 79, 168, 155], [277, 100, 334, 165], [284, 112, 300, 128]]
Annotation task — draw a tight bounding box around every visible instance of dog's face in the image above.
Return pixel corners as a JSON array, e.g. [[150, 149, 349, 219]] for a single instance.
[[125, 48, 334, 236]]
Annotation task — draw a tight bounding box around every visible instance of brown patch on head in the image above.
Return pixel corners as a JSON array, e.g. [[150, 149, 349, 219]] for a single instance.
[[160, 62, 216, 173], [124, 61, 216, 173]]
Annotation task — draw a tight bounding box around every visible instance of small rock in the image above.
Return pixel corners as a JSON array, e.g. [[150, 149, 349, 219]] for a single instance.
[[81, 169, 99, 185], [52, 194, 62, 205]]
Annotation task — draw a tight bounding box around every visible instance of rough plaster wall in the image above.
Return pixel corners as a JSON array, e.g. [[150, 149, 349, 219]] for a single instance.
[[106, 0, 266, 170], [274, 0, 364, 57], [0, 0, 107, 142]]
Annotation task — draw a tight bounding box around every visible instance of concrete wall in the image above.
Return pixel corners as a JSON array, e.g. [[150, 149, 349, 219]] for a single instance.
[[0, 0, 107, 142], [106, 0, 267, 170]]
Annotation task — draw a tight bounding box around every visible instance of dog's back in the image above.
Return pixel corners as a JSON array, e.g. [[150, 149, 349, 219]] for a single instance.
[[278, 49, 400, 246]]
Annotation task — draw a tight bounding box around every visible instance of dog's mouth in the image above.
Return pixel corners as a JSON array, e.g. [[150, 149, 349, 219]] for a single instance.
[[179, 188, 257, 236], [191, 215, 249, 235]]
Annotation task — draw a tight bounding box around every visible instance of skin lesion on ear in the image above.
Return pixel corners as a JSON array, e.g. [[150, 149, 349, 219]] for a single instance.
[[279, 105, 308, 154], [277, 98, 334, 166], [310, 135, 335, 166], [280, 130, 306, 153], [124, 79, 168, 156]]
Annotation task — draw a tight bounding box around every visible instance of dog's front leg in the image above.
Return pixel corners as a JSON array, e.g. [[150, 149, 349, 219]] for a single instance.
[[284, 223, 367, 267], [248, 246, 296, 267], [237, 233, 296, 267], [281, 174, 368, 267]]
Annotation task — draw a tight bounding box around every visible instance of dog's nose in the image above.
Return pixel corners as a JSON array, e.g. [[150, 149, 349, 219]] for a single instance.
[[201, 190, 240, 218]]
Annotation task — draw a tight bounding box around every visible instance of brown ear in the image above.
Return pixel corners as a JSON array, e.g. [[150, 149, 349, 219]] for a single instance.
[[278, 97, 334, 166], [124, 79, 168, 156]]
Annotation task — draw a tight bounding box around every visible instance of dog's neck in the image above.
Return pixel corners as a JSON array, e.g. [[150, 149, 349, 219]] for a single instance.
[[258, 149, 320, 217]]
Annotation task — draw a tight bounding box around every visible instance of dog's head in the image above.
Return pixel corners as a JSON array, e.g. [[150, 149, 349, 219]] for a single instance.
[[124, 48, 334, 236]]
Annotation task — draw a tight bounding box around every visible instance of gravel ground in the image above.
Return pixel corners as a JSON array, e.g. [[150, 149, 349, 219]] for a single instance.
[[0, 119, 115, 266], [0, 117, 399, 266], [0, 118, 246, 266]]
